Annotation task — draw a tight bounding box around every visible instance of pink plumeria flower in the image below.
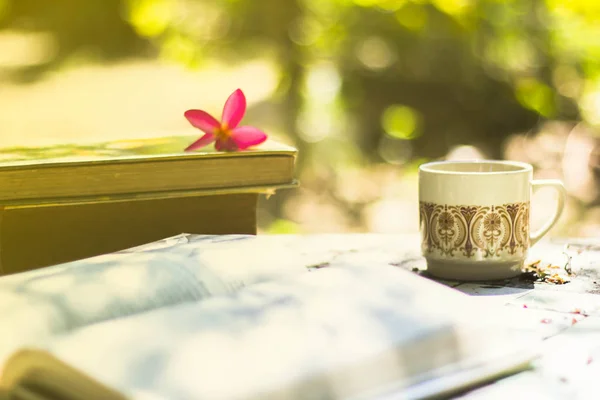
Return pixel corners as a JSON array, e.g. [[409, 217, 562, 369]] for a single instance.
[[184, 89, 267, 152]]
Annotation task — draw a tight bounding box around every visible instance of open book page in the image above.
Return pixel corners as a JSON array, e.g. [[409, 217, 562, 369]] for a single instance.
[[34, 264, 535, 400], [0, 233, 421, 366], [0, 234, 327, 363]]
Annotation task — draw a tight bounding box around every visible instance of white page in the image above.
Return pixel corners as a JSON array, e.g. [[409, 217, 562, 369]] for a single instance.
[[43, 264, 535, 400], [0, 231, 422, 363], [0, 235, 323, 362]]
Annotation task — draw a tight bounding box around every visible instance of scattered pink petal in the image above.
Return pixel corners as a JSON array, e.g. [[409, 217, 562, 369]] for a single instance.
[[184, 133, 215, 152], [231, 126, 267, 149], [522, 304, 528, 308], [221, 89, 246, 129], [587, 356, 593, 365], [184, 110, 220, 135], [541, 318, 552, 324]]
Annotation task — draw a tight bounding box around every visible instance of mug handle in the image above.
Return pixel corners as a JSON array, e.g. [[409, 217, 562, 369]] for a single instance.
[[530, 179, 567, 246]]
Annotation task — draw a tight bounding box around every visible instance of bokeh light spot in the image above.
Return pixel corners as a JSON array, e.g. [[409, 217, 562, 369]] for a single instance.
[[381, 105, 421, 140], [356, 37, 395, 70], [515, 78, 556, 117], [127, 0, 173, 38]]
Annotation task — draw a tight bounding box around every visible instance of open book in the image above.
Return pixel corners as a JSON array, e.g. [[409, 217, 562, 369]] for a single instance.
[[0, 234, 537, 399]]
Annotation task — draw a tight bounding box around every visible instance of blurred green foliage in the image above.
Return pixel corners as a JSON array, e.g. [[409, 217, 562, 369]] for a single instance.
[[2, 0, 598, 149], [0, 0, 598, 234]]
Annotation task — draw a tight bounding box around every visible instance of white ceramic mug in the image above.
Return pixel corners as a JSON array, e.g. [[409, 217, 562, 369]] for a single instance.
[[418, 160, 567, 281]]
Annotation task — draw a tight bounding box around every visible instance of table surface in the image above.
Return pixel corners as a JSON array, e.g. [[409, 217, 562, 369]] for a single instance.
[[446, 237, 600, 400], [239, 233, 600, 399], [8, 232, 595, 399]]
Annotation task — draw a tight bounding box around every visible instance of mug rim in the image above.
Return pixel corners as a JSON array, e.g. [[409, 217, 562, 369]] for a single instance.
[[419, 159, 532, 175]]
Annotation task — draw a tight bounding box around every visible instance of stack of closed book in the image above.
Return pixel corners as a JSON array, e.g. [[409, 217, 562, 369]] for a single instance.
[[0, 136, 297, 274]]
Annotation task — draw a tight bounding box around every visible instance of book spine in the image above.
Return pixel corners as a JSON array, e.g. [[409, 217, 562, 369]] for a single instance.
[[0, 193, 258, 275]]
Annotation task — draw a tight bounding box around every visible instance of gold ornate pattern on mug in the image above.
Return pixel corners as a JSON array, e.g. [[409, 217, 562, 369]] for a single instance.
[[419, 201, 530, 259]]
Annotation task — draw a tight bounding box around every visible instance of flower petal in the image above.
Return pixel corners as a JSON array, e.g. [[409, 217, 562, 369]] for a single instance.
[[184, 133, 215, 152], [184, 110, 220, 134], [231, 126, 268, 150], [221, 89, 246, 129]]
